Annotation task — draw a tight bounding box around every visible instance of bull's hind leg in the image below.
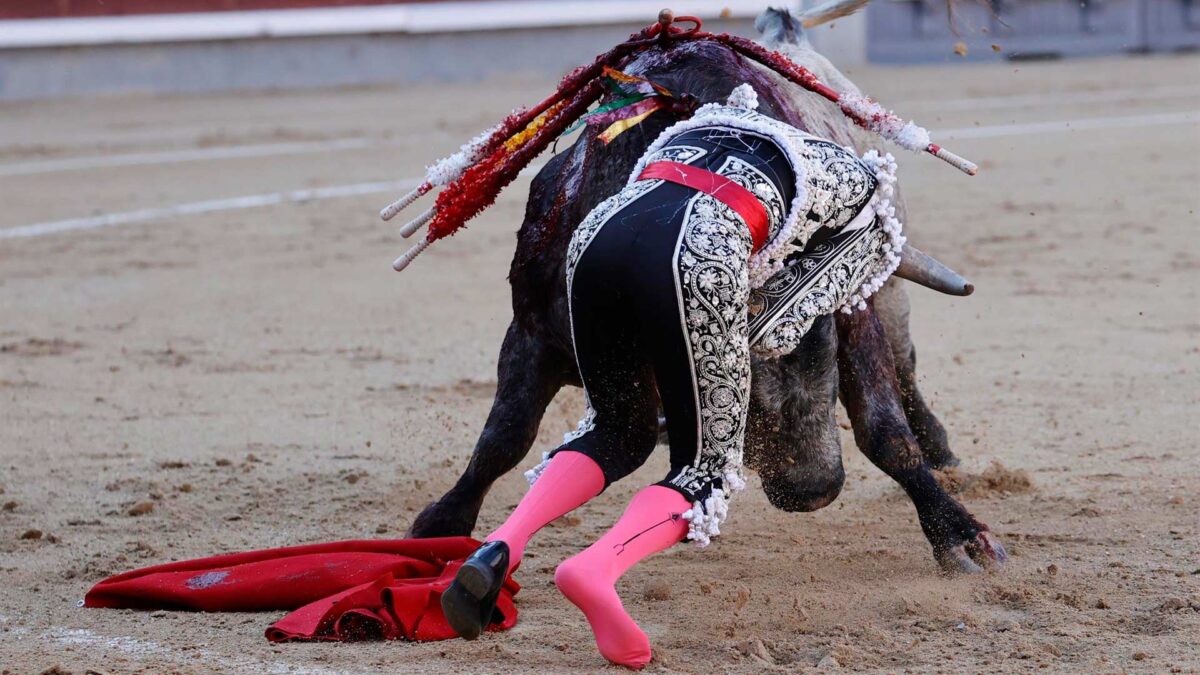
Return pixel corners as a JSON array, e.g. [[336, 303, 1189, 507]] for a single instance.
[[408, 322, 570, 538], [746, 316, 845, 512], [837, 302, 1006, 573], [873, 279, 958, 468]]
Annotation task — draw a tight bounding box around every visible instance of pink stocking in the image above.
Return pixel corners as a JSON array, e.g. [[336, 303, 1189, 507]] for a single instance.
[[485, 450, 605, 571], [554, 485, 691, 670]]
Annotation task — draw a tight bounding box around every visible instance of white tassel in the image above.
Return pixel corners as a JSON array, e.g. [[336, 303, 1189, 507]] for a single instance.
[[392, 238, 432, 272], [683, 487, 730, 548], [426, 124, 500, 186], [399, 207, 436, 239], [837, 93, 932, 153], [838, 150, 905, 313], [523, 452, 552, 486], [380, 122, 501, 222], [726, 83, 759, 110], [380, 183, 430, 221]]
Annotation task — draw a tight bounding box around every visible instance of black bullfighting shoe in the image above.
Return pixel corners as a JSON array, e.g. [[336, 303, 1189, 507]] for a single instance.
[[441, 540, 509, 640]]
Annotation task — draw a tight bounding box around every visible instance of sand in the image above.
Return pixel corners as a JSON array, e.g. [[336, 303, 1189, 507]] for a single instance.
[[1, 53, 1197, 673]]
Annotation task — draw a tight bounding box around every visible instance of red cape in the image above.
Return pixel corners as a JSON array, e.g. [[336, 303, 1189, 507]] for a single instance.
[[83, 537, 518, 642]]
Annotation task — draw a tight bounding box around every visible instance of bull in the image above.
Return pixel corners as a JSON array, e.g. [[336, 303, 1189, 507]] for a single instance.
[[405, 8, 1006, 574]]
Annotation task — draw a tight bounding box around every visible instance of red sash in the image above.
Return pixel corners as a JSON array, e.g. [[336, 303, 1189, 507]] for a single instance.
[[637, 160, 770, 252]]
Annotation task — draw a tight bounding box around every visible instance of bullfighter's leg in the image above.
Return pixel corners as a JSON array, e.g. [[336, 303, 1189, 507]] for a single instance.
[[554, 153, 769, 666], [836, 301, 1006, 573], [407, 321, 571, 538], [440, 187, 667, 643], [745, 314, 845, 512], [873, 278, 958, 468]]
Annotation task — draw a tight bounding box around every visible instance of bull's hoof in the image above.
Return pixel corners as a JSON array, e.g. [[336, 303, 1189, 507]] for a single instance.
[[407, 499, 477, 538], [935, 530, 1008, 575]]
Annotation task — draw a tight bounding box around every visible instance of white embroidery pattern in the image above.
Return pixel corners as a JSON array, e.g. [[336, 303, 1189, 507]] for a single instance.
[[745, 137, 889, 356], [628, 103, 824, 287], [556, 148, 762, 544], [799, 138, 876, 234], [837, 150, 903, 313], [750, 217, 887, 358], [674, 130, 789, 239], [668, 155, 764, 546]]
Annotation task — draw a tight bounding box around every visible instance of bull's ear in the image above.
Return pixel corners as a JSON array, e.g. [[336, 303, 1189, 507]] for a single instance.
[[755, 7, 803, 47]]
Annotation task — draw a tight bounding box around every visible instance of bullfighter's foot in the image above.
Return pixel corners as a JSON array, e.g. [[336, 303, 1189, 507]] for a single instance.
[[934, 528, 1008, 575], [407, 499, 478, 538], [442, 541, 510, 640]]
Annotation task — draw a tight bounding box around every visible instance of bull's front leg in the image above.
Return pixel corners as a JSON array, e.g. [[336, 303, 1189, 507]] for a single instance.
[[873, 279, 958, 468], [407, 321, 570, 538], [836, 302, 1006, 573]]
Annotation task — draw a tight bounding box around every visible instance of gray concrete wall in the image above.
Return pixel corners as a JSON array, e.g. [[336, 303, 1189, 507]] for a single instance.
[[0, 18, 755, 100], [803, 7, 868, 66], [865, 0, 1200, 63]]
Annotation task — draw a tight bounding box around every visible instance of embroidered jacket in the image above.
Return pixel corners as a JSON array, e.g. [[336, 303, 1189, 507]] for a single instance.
[[628, 85, 905, 358]]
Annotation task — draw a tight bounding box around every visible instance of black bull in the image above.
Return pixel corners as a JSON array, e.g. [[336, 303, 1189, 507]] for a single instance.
[[405, 40, 1006, 573]]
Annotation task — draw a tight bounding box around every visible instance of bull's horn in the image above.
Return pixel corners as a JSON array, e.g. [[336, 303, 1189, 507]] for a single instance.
[[799, 0, 871, 29], [895, 243, 974, 296]]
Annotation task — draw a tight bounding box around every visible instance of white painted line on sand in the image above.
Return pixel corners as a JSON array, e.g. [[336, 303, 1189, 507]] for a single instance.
[[0, 179, 413, 240], [937, 110, 1199, 140], [907, 84, 1200, 113], [2, 86, 1194, 178], [0, 137, 385, 177], [2, 109, 1196, 242], [0, 162, 551, 240]]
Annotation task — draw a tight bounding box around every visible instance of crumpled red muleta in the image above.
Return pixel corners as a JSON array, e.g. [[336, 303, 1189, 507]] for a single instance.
[[83, 536, 519, 642]]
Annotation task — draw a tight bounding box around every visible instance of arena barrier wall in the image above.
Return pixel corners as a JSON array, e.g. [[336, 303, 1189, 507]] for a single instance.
[[865, 0, 1200, 62], [1, 0, 1195, 99], [0, 1, 766, 100]]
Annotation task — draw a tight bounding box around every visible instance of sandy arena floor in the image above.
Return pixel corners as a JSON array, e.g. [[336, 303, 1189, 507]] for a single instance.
[[1, 53, 1198, 674]]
